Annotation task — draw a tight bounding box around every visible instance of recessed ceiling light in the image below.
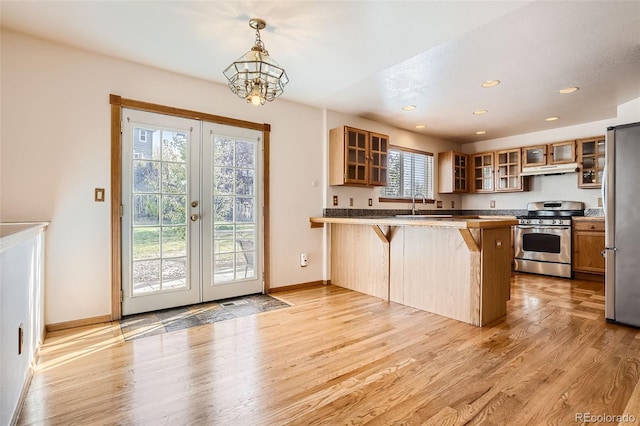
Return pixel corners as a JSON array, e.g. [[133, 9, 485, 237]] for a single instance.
[[473, 109, 488, 115], [559, 87, 579, 94], [481, 80, 501, 88], [415, 124, 427, 129], [545, 116, 559, 121], [475, 131, 487, 135], [402, 105, 416, 111]]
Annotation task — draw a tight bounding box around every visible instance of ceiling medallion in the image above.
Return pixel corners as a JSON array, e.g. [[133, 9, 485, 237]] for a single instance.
[[223, 18, 289, 106]]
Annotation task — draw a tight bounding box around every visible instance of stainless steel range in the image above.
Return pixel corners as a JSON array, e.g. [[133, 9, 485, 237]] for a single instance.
[[514, 201, 584, 278]]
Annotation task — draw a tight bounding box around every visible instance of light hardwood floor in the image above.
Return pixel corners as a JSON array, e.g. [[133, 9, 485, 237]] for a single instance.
[[18, 274, 640, 425]]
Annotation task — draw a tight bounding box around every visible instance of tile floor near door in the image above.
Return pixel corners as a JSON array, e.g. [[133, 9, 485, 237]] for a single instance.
[[18, 274, 640, 425], [120, 293, 289, 340]]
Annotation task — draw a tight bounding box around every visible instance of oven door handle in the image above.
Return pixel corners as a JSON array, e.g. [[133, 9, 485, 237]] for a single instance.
[[517, 225, 571, 231]]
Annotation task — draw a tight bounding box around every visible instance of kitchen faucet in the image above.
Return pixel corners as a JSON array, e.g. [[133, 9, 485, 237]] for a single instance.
[[412, 193, 426, 215]]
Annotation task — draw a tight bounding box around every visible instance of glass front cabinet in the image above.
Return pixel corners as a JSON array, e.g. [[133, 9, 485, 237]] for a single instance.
[[496, 148, 526, 192], [438, 151, 468, 193], [329, 126, 388, 186], [577, 136, 605, 188], [471, 152, 495, 193]]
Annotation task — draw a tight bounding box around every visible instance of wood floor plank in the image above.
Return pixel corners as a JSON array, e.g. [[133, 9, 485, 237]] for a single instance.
[[17, 273, 640, 425]]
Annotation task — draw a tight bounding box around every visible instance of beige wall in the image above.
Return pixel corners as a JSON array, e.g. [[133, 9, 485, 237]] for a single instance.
[[0, 29, 324, 324]]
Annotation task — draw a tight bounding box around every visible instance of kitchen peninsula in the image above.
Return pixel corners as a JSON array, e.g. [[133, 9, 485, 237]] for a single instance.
[[310, 216, 517, 327]]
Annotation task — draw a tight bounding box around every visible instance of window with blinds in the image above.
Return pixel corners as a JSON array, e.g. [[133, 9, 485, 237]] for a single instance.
[[380, 147, 434, 200]]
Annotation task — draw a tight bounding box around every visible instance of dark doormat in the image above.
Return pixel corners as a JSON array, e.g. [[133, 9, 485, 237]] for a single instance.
[[119, 294, 290, 341]]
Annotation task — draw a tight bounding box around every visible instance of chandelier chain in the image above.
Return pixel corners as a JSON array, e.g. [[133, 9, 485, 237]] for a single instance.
[[254, 29, 268, 55]]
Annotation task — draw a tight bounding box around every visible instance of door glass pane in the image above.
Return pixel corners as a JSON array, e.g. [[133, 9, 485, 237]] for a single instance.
[[162, 258, 187, 290], [133, 195, 160, 226], [133, 227, 160, 260], [162, 227, 186, 258], [213, 136, 258, 284], [133, 161, 160, 192], [131, 127, 189, 295], [133, 260, 161, 293]]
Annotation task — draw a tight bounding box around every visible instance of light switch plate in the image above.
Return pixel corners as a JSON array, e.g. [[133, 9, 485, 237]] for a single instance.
[[95, 188, 105, 202]]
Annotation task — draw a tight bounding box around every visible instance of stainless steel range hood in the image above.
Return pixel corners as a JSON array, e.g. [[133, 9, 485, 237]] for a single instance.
[[520, 162, 579, 176]]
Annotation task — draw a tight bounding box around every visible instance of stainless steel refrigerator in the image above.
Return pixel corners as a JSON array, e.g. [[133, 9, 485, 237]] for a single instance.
[[605, 122, 640, 327]]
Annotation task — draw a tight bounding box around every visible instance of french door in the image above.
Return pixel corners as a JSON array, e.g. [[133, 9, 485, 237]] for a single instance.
[[121, 109, 263, 315]]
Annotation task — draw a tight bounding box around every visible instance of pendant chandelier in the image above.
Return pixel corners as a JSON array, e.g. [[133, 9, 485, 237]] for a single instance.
[[223, 18, 289, 106]]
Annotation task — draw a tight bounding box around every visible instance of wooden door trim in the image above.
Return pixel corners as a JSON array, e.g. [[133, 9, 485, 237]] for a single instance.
[[109, 94, 272, 321]]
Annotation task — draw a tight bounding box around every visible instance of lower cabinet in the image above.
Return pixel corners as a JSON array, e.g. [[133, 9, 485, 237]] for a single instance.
[[572, 217, 605, 281]]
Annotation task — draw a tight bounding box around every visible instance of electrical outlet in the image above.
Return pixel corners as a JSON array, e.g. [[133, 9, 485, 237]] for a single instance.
[[333, 195, 338, 206], [490, 200, 496, 208], [598, 197, 603, 207], [349, 198, 354, 207], [368, 198, 373, 207], [300, 253, 308, 267], [451, 200, 455, 208], [437, 200, 443, 208]]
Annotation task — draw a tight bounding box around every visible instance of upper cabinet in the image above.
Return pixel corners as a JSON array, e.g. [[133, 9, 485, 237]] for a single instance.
[[329, 126, 389, 186], [549, 140, 576, 164], [438, 151, 468, 193], [522, 145, 547, 167], [471, 152, 495, 193], [496, 148, 527, 192], [522, 140, 575, 167], [577, 135, 606, 188]]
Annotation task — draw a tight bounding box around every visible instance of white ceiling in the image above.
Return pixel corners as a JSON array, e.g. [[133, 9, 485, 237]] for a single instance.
[[2, 1, 639, 143]]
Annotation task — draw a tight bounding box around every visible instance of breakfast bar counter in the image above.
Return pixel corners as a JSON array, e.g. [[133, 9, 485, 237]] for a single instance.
[[310, 216, 518, 326]]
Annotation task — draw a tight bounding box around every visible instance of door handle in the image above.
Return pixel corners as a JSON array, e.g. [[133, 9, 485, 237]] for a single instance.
[[191, 200, 199, 208], [190, 214, 199, 222]]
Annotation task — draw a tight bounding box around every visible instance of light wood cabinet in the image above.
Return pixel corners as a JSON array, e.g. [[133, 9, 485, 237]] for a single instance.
[[438, 151, 468, 193], [522, 141, 575, 167], [549, 140, 576, 164], [573, 217, 605, 280], [577, 136, 606, 188], [471, 152, 495, 193], [522, 145, 547, 167], [495, 148, 526, 192], [329, 126, 388, 186]]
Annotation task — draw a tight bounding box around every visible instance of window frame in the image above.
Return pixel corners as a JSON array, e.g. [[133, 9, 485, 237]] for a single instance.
[[379, 145, 435, 203]]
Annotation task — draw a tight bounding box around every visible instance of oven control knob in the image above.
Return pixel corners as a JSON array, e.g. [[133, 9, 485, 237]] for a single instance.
[[538, 219, 543, 224]]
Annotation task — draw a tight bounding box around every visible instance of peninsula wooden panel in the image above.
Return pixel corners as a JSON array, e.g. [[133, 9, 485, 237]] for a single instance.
[[330, 224, 389, 300], [479, 227, 511, 324], [393, 226, 474, 324]]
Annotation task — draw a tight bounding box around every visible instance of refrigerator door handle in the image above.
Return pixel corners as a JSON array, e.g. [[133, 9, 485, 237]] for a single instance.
[[601, 166, 606, 214]]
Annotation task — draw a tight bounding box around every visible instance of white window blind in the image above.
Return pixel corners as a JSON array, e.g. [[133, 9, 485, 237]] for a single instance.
[[380, 148, 434, 200]]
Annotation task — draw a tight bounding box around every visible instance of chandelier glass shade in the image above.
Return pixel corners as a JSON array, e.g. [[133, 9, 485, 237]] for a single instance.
[[223, 18, 289, 106]]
